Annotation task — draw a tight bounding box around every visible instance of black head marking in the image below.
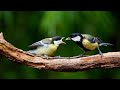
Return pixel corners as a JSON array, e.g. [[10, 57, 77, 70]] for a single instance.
[[52, 36, 62, 41], [70, 33, 82, 38]]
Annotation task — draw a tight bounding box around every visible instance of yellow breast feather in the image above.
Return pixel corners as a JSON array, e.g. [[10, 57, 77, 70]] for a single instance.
[[36, 44, 58, 56], [82, 39, 98, 50]]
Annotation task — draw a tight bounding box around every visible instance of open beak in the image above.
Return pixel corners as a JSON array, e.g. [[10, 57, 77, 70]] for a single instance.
[[61, 41, 66, 44], [61, 37, 66, 44], [62, 37, 65, 40], [66, 37, 71, 40]]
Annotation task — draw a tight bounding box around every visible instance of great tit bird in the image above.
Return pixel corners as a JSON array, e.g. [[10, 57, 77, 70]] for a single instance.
[[66, 33, 113, 56], [27, 36, 66, 59]]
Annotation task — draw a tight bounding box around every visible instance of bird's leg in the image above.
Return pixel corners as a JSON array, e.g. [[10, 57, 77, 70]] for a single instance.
[[97, 47, 103, 58], [41, 54, 49, 60], [97, 47, 103, 55], [45, 54, 49, 60], [35, 54, 49, 59]]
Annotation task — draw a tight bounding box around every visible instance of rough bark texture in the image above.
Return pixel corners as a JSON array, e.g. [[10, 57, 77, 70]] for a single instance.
[[0, 32, 120, 72]]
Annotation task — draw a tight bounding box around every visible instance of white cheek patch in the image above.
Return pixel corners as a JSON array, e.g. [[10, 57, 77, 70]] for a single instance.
[[54, 40, 60, 46], [71, 36, 81, 41]]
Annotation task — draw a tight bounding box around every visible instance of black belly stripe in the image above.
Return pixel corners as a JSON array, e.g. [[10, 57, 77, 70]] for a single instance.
[[75, 41, 91, 51]]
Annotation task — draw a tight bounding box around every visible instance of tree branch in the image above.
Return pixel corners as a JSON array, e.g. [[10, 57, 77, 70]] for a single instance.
[[0, 32, 120, 72]]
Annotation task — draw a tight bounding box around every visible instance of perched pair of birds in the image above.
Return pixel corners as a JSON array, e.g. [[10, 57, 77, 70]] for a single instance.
[[27, 33, 113, 58]]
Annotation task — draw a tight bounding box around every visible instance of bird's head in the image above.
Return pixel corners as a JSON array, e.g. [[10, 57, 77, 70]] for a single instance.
[[66, 33, 83, 42], [52, 36, 66, 46]]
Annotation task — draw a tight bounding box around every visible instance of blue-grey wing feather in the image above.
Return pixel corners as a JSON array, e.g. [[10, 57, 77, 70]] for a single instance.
[[82, 34, 104, 43], [28, 41, 44, 49], [28, 38, 52, 49]]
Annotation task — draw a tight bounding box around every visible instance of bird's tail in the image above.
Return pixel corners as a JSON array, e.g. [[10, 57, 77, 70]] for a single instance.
[[99, 43, 113, 47]]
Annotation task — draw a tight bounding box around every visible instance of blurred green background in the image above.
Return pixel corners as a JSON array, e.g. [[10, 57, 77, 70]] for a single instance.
[[0, 11, 119, 79]]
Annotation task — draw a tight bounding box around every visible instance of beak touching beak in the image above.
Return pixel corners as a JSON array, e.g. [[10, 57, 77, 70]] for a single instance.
[[66, 37, 71, 40]]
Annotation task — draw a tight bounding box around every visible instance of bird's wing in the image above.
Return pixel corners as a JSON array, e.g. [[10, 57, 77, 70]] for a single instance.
[[28, 41, 44, 49], [94, 37, 104, 44], [82, 34, 95, 43], [41, 38, 52, 44], [82, 34, 103, 43], [28, 38, 52, 49]]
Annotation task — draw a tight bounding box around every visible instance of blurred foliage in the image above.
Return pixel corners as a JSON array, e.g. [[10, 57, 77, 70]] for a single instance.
[[0, 11, 119, 79]]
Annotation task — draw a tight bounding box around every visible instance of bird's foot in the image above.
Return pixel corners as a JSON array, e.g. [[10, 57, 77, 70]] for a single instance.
[[54, 55, 61, 59], [99, 52, 103, 59], [44, 55, 49, 60], [40, 54, 49, 60]]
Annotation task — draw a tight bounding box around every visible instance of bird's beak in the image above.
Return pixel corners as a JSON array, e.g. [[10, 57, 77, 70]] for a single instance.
[[62, 37, 65, 40], [61, 41, 66, 44], [61, 37, 66, 44], [66, 37, 71, 40]]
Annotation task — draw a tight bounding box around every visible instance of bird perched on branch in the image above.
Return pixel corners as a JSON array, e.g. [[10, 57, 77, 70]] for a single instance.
[[66, 33, 113, 56], [27, 36, 66, 59]]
